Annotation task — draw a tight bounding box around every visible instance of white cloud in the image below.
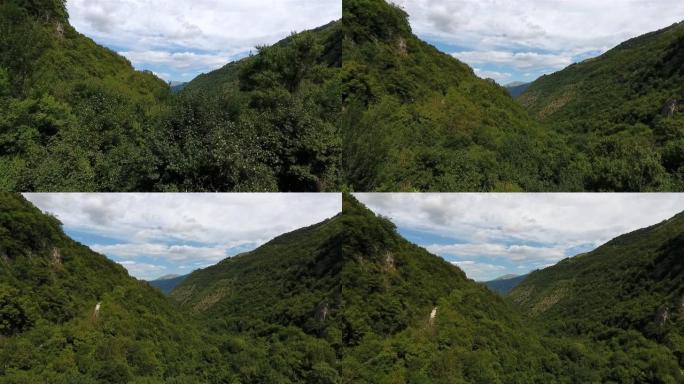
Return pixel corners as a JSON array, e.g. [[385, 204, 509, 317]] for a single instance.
[[24, 193, 341, 246], [91, 243, 232, 263], [355, 193, 684, 279], [119, 261, 167, 280], [461, 51, 573, 72], [119, 50, 235, 73], [395, 0, 684, 53], [23, 193, 341, 279], [66, 0, 341, 79], [451, 260, 504, 281], [472, 68, 511, 82], [430, 243, 566, 263], [355, 193, 684, 247]]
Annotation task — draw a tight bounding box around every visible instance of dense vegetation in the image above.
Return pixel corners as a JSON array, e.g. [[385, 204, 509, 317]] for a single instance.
[[341, 0, 583, 191], [520, 21, 684, 191], [510, 213, 684, 383], [0, 194, 219, 383], [0, 0, 341, 191], [3, 0, 684, 191], [3, 193, 684, 382]]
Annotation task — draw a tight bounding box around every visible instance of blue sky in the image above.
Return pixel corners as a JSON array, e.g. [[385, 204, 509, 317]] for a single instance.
[[355, 193, 684, 281], [66, 0, 342, 82], [395, 0, 684, 84], [24, 194, 341, 280]]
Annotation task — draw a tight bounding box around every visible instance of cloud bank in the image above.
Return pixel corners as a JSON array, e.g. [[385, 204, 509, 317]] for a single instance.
[[393, 0, 684, 83], [66, 0, 342, 81], [355, 193, 684, 281], [24, 193, 341, 280]]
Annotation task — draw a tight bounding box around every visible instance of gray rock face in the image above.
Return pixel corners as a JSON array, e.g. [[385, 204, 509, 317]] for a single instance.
[[316, 302, 329, 321], [662, 98, 678, 117], [655, 305, 670, 326], [679, 295, 684, 313]]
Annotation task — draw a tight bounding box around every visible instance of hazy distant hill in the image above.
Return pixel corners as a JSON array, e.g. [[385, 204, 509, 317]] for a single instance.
[[504, 81, 531, 97], [149, 273, 188, 294], [484, 273, 528, 294]]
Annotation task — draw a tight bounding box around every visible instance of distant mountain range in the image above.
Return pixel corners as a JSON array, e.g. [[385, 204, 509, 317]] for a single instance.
[[483, 273, 529, 294], [148, 273, 189, 294], [2, 193, 684, 381], [504, 81, 531, 97], [168, 81, 187, 93]]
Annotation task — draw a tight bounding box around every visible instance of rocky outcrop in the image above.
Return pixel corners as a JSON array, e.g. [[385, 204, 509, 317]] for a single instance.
[[397, 37, 408, 56], [655, 305, 670, 326], [55, 21, 64, 38], [662, 98, 678, 117], [51, 247, 62, 266], [429, 306, 437, 326], [316, 302, 329, 321], [383, 252, 396, 272], [679, 295, 684, 313]]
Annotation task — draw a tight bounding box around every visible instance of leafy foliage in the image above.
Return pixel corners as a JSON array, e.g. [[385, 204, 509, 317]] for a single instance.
[[341, 0, 579, 191], [510, 213, 684, 383], [520, 21, 684, 191], [0, 3, 341, 192]]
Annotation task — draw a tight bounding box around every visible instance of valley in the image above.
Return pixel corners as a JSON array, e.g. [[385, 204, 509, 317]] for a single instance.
[[2, 193, 683, 382]]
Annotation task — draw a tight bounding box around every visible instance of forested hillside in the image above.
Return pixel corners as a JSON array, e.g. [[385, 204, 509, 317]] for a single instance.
[[155, 21, 343, 192], [0, 0, 341, 192], [0, 0, 169, 191], [520, 21, 684, 191], [0, 194, 218, 383], [341, 0, 579, 192], [510, 213, 684, 383]]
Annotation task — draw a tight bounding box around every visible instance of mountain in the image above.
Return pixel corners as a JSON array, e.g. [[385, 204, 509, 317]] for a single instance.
[[0, 0, 170, 191], [0, 1, 342, 192], [341, 0, 576, 192], [171, 194, 593, 382], [504, 81, 531, 97], [519, 21, 684, 191], [168, 81, 187, 93], [162, 20, 343, 192], [484, 273, 528, 295], [148, 273, 188, 295], [0, 194, 214, 382], [510, 213, 684, 382]]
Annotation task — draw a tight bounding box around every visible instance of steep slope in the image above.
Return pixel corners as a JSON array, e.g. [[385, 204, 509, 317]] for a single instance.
[[510, 213, 684, 382], [484, 273, 528, 295], [0, 0, 170, 191], [149, 274, 188, 295], [338, 195, 566, 383], [0, 194, 216, 383], [173, 195, 585, 382], [154, 21, 343, 192], [520, 21, 684, 191], [171, 215, 344, 382], [342, 0, 574, 192]]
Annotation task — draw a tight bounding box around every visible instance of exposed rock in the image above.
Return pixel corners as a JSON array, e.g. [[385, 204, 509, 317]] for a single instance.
[[316, 302, 329, 321], [679, 295, 684, 313], [55, 21, 64, 38], [662, 98, 678, 117], [655, 305, 670, 326], [383, 251, 396, 272], [92, 302, 101, 321], [397, 37, 407, 56], [429, 306, 437, 326], [51, 247, 62, 266]]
